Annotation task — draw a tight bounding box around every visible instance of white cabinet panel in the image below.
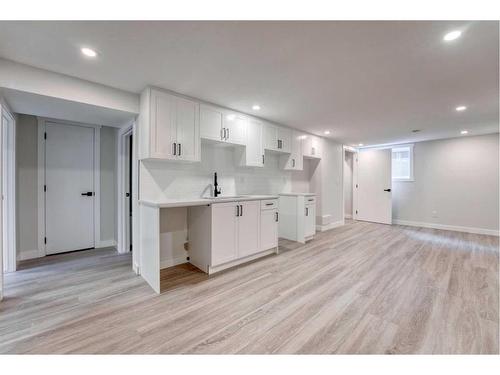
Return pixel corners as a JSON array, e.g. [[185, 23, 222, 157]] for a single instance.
[[264, 123, 277, 151], [264, 123, 291, 153], [260, 209, 278, 251], [237, 201, 261, 257], [225, 114, 247, 145], [211, 202, 238, 266], [176, 97, 200, 161], [277, 126, 291, 153], [200, 104, 223, 142], [305, 203, 316, 238], [150, 89, 176, 158], [236, 118, 263, 167], [281, 131, 303, 171], [303, 135, 321, 159]]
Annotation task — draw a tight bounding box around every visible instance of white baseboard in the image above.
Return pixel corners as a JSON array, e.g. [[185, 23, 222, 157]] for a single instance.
[[393, 219, 499, 236], [97, 240, 117, 248], [316, 220, 345, 232], [160, 256, 188, 269], [18, 249, 43, 261]]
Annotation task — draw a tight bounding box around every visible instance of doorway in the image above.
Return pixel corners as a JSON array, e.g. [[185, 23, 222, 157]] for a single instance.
[[39, 120, 100, 255], [344, 149, 354, 220]]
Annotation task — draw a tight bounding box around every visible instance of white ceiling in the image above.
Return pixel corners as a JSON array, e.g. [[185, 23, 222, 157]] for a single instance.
[[0, 21, 498, 145]]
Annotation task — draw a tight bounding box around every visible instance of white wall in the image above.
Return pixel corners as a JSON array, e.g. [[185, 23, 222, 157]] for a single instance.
[[393, 133, 499, 235], [310, 138, 344, 229], [344, 151, 353, 217], [15, 114, 119, 259]]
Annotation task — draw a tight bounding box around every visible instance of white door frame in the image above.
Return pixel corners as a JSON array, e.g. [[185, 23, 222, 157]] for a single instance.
[[37, 117, 101, 257], [117, 120, 139, 274], [342, 145, 358, 223], [1, 105, 16, 272]]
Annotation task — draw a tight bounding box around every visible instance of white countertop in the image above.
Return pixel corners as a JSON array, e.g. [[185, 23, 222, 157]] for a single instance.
[[139, 195, 279, 208], [278, 192, 316, 197]]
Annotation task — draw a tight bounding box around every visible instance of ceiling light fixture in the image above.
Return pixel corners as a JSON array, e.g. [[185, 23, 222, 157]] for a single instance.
[[461, 130, 468, 135], [324, 130, 331, 135], [358, 143, 364, 147], [252, 104, 261, 111], [455, 106, 467, 111], [81, 47, 98, 57], [443, 30, 462, 42]]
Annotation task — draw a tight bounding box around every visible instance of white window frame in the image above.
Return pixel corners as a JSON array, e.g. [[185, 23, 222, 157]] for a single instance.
[[391, 144, 414, 182]]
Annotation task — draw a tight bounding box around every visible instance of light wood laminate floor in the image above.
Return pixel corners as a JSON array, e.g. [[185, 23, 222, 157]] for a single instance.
[[1, 221, 498, 354]]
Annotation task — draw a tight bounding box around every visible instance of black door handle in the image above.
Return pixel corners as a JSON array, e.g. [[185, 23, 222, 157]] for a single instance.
[[384, 189, 391, 192], [126, 193, 130, 197], [81, 192, 93, 196]]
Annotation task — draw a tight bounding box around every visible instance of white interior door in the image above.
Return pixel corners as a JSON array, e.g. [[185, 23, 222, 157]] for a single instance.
[[0, 109, 4, 300], [356, 149, 392, 224], [45, 122, 95, 254]]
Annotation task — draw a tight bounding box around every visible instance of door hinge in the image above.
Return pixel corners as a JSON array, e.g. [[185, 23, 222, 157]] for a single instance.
[[44, 185, 47, 192], [44, 132, 47, 140], [44, 236, 47, 244]]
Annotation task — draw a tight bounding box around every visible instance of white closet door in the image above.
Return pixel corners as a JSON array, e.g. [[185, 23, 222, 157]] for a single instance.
[[45, 122, 95, 254], [356, 148, 392, 224]]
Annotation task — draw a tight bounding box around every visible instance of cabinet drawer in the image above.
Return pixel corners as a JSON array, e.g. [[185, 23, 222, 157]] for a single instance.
[[305, 196, 316, 204], [261, 199, 278, 210]]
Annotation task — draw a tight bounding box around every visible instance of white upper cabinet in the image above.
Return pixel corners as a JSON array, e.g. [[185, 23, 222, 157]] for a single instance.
[[264, 123, 291, 153], [224, 114, 247, 145], [302, 134, 322, 159], [200, 104, 246, 146], [235, 118, 264, 168], [200, 104, 224, 142], [280, 131, 304, 171], [139, 87, 200, 162]]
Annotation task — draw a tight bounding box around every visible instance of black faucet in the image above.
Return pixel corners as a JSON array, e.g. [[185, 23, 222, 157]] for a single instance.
[[214, 172, 222, 197]]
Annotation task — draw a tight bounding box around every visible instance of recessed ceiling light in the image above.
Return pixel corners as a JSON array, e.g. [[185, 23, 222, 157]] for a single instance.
[[81, 47, 97, 58], [324, 130, 331, 135], [443, 30, 462, 42], [252, 104, 261, 111], [461, 130, 468, 135], [358, 143, 364, 147], [456, 106, 467, 111]]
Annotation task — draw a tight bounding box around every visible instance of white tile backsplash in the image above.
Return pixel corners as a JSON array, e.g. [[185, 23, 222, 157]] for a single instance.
[[140, 142, 312, 201]]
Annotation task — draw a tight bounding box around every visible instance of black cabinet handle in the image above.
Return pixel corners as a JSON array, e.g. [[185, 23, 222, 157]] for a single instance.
[[275, 212, 279, 222], [173, 142, 177, 155], [81, 192, 93, 196], [178, 143, 181, 156], [305, 207, 309, 216], [226, 128, 230, 140], [236, 205, 240, 217], [221, 128, 225, 140], [265, 203, 274, 206], [384, 189, 391, 192], [240, 204, 243, 216], [292, 159, 295, 167]]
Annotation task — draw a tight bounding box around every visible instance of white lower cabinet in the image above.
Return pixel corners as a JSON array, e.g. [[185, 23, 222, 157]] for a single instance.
[[188, 199, 278, 273], [278, 194, 316, 244]]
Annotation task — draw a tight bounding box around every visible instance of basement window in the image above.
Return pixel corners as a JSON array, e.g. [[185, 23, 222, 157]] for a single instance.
[[392, 145, 414, 181]]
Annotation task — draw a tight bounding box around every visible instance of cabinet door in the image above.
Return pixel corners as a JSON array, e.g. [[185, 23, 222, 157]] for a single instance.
[[305, 203, 316, 238], [225, 114, 247, 145], [200, 104, 223, 142], [237, 201, 261, 257], [264, 123, 277, 151], [150, 89, 176, 159], [277, 126, 292, 153], [303, 135, 321, 158], [245, 119, 264, 167], [260, 209, 278, 251], [282, 131, 303, 170], [176, 97, 200, 162], [211, 203, 238, 266]]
